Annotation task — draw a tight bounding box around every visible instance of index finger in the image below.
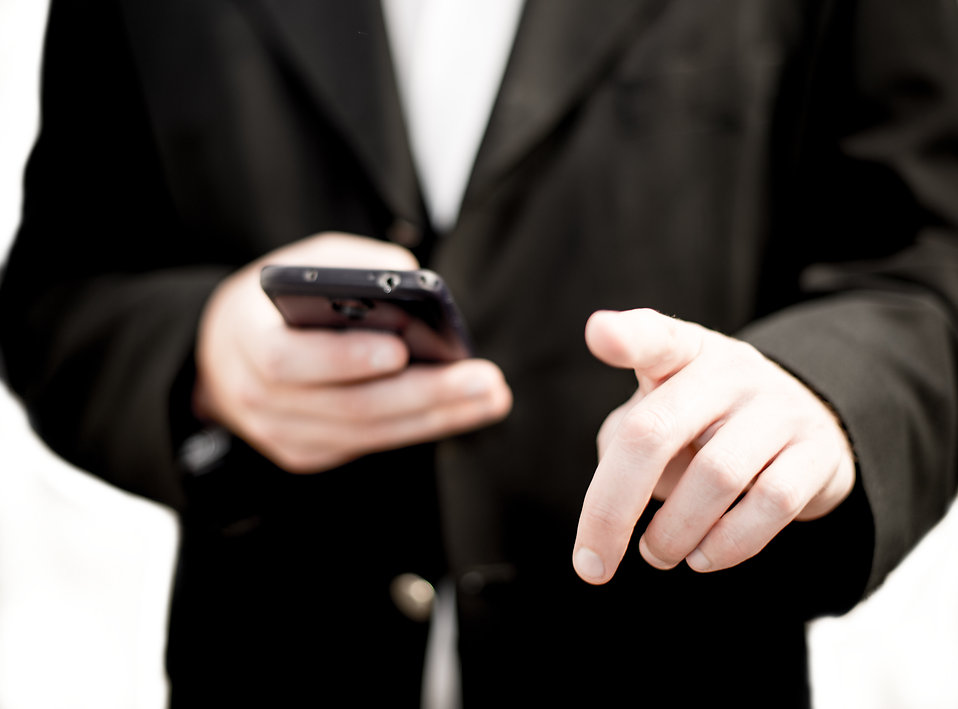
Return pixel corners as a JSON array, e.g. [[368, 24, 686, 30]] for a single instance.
[[572, 379, 715, 584]]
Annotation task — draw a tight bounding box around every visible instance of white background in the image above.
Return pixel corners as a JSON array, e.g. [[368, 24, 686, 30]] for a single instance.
[[0, 2, 177, 707], [1, 1, 957, 707]]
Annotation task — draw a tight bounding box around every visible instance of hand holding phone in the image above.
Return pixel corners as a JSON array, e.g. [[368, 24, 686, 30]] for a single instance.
[[193, 232, 511, 474]]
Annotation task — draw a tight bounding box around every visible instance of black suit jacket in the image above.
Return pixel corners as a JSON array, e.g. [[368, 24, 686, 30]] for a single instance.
[[3, 1, 958, 706]]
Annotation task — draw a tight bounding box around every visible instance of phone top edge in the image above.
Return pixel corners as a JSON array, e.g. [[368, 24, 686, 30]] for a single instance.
[[259, 265, 474, 361], [260, 265, 449, 298]]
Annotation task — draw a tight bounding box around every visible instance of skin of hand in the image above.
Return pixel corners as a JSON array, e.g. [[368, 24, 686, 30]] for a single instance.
[[573, 309, 856, 583], [193, 232, 513, 473]]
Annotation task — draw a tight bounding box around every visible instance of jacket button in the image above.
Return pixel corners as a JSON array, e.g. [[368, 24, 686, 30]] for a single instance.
[[387, 218, 423, 248], [390, 573, 435, 622]]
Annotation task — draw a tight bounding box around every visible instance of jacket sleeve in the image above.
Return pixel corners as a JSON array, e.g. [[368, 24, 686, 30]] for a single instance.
[[0, 0, 230, 509], [741, 0, 958, 595]]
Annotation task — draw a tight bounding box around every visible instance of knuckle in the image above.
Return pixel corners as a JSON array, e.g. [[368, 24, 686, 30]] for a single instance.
[[618, 406, 676, 452], [696, 445, 750, 496], [707, 522, 754, 565], [661, 315, 684, 351], [597, 405, 628, 452], [580, 498, 634, 542], [757, 477, 805, 519], [235, 379, 267, 410], [258, 339, 291, 383], [719, 338, 767, 378]]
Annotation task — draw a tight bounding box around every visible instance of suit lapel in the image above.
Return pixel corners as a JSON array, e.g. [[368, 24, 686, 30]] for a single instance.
[[235, 0, 421, 222], [232, 0, 662, 228], [463, 0, 663, 216]]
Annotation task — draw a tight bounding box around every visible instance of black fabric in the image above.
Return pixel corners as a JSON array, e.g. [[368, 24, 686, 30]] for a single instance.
[[2, 0, 957, 706]]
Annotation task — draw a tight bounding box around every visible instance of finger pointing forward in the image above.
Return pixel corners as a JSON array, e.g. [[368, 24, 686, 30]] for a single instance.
[[574, 309, 710, 584]]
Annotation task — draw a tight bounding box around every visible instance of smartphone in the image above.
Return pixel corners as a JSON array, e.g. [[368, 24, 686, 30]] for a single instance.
[[260, 265, 473, 362]]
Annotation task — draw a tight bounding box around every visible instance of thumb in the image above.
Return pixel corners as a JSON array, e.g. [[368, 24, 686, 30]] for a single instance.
[[585, 309, 704, 383]]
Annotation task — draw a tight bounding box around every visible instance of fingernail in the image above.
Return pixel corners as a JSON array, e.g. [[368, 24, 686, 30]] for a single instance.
[[573, 547, 606, 582], [686, 548, 712, 572]]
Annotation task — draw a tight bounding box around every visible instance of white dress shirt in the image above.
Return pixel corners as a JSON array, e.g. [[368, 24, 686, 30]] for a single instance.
[[381, 0, 526, 232]]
